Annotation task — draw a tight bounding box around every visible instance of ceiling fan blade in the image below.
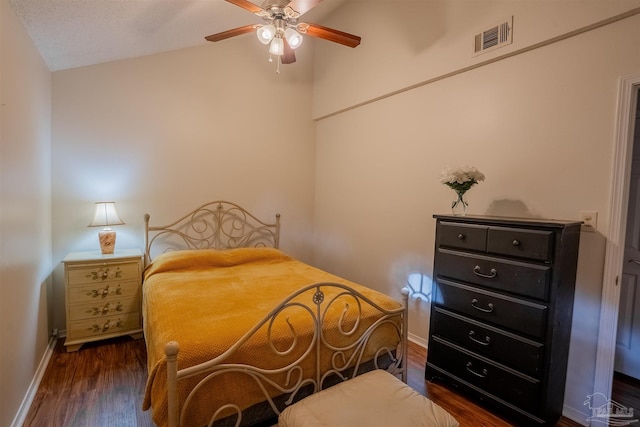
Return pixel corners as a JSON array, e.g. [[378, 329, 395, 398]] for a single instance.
[[286, 0, 324, 16], [225, 0, 263, 14], [282, 39, 296, 64], [302, 23, 361, 48], [205, 25, 256, 42]]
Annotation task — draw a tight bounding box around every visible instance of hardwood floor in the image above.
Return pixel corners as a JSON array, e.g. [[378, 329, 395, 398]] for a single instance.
[[23, 337, 152, 427], [612, 371, 640, 424], [24, 337, 606, 426]]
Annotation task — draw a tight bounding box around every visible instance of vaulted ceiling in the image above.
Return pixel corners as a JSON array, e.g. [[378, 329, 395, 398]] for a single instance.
[[8, 0, 346, 71]]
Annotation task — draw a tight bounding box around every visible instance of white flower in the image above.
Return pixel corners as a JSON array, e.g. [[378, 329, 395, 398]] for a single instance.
[[440, 166, 485, 193]]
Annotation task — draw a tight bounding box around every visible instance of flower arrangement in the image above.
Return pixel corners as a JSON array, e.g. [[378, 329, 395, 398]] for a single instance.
[[440, 166, 485, 215]]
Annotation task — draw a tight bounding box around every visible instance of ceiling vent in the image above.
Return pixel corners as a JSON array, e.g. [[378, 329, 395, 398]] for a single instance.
[[474, 16, 513, 55]]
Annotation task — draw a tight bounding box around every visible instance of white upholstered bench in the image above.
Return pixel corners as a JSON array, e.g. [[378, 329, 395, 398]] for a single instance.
[[278, 369, 459, 427]]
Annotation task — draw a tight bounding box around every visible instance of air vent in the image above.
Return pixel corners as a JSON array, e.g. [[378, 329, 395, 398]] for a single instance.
[[474, 16, 513, 55]]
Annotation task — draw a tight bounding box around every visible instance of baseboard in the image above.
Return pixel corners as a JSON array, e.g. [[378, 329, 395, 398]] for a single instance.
[[408, 332, 428, 349], [10, 335, 57, 427], [562, 404, 589, 426]]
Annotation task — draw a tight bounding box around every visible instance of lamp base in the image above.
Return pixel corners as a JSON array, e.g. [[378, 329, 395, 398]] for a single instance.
[[98, 229, 116, 254]]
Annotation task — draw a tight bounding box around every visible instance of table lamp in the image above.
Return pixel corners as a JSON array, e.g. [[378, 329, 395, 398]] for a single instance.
[[88, 201, 124, 254]]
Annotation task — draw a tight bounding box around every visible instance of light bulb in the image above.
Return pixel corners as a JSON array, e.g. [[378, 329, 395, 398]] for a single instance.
[[256, 24, 276, 45], [269, 37, 284, 56], [284, 28, 303, 49]]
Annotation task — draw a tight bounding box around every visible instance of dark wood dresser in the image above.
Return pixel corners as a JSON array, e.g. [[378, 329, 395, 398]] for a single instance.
[[425, 215, 581, 426]]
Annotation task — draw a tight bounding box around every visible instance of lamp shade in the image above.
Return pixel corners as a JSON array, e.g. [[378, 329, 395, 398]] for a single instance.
[[256, 24, 276, 45], [284, 28, 303, 49], [269, 37, 284, 56], [88, 202, 124, 228]]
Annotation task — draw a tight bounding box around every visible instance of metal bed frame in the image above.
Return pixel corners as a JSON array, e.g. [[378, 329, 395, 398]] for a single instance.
[[144, 200, 280, 266], [165, 283, 409, 427], [143, 201, 408, 427]]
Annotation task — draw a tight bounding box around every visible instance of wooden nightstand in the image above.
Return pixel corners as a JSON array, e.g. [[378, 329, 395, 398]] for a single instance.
[[63, 249, 143, 352]]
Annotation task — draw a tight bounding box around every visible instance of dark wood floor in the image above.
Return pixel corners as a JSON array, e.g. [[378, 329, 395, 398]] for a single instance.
[[23, 337, 635, 427], [23, 337, 152, 427], [611, 371, 640, 425]]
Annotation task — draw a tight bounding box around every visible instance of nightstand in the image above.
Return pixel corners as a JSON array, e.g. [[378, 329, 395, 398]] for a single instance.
[[63, 249, 143, 352]]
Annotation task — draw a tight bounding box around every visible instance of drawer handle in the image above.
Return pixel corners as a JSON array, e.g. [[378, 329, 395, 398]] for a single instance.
[[512, 239, 521, 246], [471, 298, 494, 313], [468, 330, 491, 346], [88, 285, 123, 299], [88, 320, 123, 333], [98, 302, 123, 315], [473, 265, 497, 279], [465, 362, 488, 378], [88, 286, 110, 298], [457, 233, 465, 240]]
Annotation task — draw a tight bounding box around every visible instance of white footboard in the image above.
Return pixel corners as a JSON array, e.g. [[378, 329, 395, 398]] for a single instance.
[[164, 283, 409, 427]]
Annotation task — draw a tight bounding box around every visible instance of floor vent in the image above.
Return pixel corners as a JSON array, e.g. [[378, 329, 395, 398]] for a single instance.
[[474, 16, 513, 55]]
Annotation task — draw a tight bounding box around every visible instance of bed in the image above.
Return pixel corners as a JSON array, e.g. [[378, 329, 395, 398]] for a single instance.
[[141, 201, 408, 427]]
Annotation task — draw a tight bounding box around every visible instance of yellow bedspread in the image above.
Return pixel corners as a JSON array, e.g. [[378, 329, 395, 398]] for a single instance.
[[142, 248, 402, 427]]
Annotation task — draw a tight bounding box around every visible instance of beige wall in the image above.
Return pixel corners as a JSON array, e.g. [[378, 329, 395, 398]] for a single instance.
[[51, 37, 318, 331], [312, 1, 640, 423], [6, 0, 640, 424], [0, 0, 52, 425]]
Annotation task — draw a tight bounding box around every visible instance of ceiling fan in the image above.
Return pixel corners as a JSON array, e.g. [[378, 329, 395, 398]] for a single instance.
[[205, 0, 361, 71]]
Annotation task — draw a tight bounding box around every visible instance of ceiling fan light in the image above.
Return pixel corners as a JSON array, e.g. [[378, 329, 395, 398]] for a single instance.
[[284, 28, 303, 49], [256, 24, 276, 44], [269, 37, 284, 56]]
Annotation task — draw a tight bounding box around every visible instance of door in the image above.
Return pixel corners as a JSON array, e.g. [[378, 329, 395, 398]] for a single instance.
[[615, 93, 640, 380]]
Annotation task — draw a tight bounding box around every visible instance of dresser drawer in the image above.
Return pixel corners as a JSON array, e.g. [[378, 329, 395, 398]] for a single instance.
[[68, 296, 140, 322], [66, 260, 140, 285], [434, 279, 548, 339], [428, 338, 541, 414], [438, 222, 487, 252], [67, 312, 141, 340], [487, 227, 553, 262], [431, 307, 543, 378], [67, 280, 139, 304], [437, 249, 551, 300]]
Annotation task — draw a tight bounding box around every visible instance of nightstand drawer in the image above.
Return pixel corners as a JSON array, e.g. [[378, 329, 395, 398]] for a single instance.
[[66, 260, 140, 285], [487, 227, 553, 262], [437, 249, 551, 300], [67, 312, 140, 339], [68, 296, 140, 322], [439, 222, 487, 252], [67, 279, 139, 304], [434, 279, 548, 339], [431, 307, 543, 378], [428, 337, 540, 414]]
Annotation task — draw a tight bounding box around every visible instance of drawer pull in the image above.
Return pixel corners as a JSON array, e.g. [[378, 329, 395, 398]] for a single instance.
[[86, 302, 123, 316], [512, 239, 521, 246], [468, 330, 491, 346], [88, 319, 124, 333], [87, 285, 122, 299], [457, 233, 465, 240], [473, 265, 497, 279], [86, 267, 122, 281], [465, 362, 488, 378], [471, 298, 494, 313]]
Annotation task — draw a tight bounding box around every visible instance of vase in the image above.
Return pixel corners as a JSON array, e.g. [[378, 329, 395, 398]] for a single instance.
[[451, 191, 468, 216]]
